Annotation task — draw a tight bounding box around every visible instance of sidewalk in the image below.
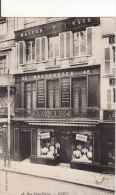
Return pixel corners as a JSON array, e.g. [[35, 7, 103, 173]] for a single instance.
[[0, 159, 115, 192]]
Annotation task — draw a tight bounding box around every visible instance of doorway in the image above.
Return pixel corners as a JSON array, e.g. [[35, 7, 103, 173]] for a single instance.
[[20, 130, 31, 160], [60, 133, 71, 163]]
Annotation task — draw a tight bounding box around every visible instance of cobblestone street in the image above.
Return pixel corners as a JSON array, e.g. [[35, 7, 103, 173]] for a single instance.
[[0, 170, 115, 195]]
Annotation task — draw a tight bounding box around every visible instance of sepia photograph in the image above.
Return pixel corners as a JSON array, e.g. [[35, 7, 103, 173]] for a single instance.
[[0, 17, 115, 195]]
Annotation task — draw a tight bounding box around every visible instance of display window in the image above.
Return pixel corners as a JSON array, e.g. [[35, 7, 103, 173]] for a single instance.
[[72, 130, 93, 163], [107, 139, 115, 167], [37, 129, 60, 158]]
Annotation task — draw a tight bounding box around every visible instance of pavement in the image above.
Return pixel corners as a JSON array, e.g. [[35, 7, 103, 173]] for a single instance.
[[0, 158, 115, 192]]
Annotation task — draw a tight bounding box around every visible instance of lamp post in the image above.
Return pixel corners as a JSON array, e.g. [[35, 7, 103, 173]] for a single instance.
[[3, 124, 7, 167], [7, 73, 11, 167]]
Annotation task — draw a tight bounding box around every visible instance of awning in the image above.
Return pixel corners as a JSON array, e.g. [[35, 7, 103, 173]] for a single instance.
[[28, 122, 97, 128]]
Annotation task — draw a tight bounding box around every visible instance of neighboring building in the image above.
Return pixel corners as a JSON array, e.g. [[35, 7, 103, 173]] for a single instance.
[[1, 17, 115, 173], [0, 17, 15, 159]]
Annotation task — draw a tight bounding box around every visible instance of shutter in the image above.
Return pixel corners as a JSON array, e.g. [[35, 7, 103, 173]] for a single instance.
[[14, 128, 19, 154], [60, 32, 65, 59], [86, 28, 92, 55], [105, 48, 110, 73], [37, 80, 45, 108], [18, 41, 25, 65], [107, 89, 111, 109], [54, 80, 60, 108], [35, 38, 41, 63], [66, 31, 73, 58], [41, 36, 48, 62], [88, 75, 100, 107], [93, 131, 100, 164], [31, 129, 37, 156]]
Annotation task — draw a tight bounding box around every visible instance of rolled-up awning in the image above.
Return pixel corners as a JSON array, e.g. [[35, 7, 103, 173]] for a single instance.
[[28, 121, 98, 127]]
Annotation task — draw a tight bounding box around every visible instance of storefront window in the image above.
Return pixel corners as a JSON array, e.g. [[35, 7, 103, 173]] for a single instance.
[[37, 129, 61, 158], [72, 130, 92, 163], [107, 140, 115, 167]]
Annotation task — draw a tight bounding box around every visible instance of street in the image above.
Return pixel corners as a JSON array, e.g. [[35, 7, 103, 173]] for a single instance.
[[0, 170, 114, 195]]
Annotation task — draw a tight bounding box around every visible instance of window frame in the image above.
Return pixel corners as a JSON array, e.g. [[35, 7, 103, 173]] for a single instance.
[[25, 82, 37, 110], [26, 40, 35, 63], [48, 36, 59, 60], [0, 55, 7, 74]]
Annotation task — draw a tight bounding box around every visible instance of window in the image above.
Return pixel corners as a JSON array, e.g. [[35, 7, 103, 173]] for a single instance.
[[47, 80, 60, 108], [72, 130, 93, 163], [48, 36, 59, 59], [0, 56, 6, 74], [25, 83, 36, 112], [74, 31, 86, 56], [26, 41, 35, 62], [72, 77, 87, 116]]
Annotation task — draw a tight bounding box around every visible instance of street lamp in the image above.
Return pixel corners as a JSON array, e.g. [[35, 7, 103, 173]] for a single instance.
[[3, 123, 7, 167]]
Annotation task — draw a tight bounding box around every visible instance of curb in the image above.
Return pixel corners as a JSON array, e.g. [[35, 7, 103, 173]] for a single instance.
[[0, 167, 115, 192]]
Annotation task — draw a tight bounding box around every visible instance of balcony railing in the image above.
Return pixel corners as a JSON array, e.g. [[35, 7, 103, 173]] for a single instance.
[[14, 107, 100, 120]]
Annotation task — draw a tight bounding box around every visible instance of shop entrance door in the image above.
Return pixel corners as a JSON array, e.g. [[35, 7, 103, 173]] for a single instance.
[[20, 130, 31, 160], [60, 134, 71, 163]]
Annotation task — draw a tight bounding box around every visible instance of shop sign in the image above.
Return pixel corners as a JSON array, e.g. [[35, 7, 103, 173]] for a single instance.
[[15, 17, 100, 41], [31, 109, 72, 119], [103, 110, 115, 121], [76, 134, 88, 142], [109, 36, 115, 44], [109, 78, 115, 85], [41, 132, 50, 139]]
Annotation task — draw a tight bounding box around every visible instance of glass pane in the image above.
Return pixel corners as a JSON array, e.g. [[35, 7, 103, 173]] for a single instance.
[[72, 130, 92, 163], [26, 42, 31, 61], [54, 36, 59, 58], [74, 32, 79, 56], [80, 31, 86, 55], [40, 131, 54, 158], [26, 91, 31, 109], [32, 90, 36, 109], [32, 41, 35, 60], [48, 37, 54, 58]]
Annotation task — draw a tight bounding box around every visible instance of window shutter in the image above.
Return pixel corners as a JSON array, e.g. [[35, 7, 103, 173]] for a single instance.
[[86, 28, 92, 55], [35, 38, 41, 63], [60, 32, 65, 59], [18, 41, 25, 65], [107, 89, 111, 109], [93, 131, 100, 164], [41, 36, 48, 62], [105, 48, 110, 73], [66, 31, 73, 59]]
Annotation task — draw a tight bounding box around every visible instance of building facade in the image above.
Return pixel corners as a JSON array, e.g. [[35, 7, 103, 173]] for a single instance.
[[0, 17, 115, 173], [0, 17, 16, 160]]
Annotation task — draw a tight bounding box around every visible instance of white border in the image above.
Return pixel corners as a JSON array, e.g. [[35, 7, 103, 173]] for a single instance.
[[1, 0, 116, 17]]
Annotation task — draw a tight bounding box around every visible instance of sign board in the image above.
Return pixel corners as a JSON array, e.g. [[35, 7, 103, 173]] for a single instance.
[[61, 78, 70, 107], [109, 78, 115, 85], [76, 134, 88, 142], [103, 110, 115, 121], [37, 80, 45, 108], [109, 36, 115, 44], [41, 132, 50, 139], [15, 17, 100, 41]]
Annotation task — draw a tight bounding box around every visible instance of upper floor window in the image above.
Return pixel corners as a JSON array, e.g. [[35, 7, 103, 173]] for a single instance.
[[47, 80, 60, 108], [0, 56, 6, 74], [74, 31, 86, 56], [48, 36, 59, 59], [26, 40, 35, 62], [25, 82, 36, 112]]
